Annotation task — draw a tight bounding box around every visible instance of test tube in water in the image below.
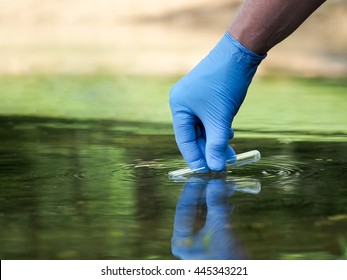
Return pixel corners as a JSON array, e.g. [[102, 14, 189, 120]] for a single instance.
[[168, 150, 261, 179], [226, 150, 261, 168]]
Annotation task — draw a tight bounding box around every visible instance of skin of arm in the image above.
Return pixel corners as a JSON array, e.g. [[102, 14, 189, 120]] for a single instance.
[[228, 0, 327, 55]]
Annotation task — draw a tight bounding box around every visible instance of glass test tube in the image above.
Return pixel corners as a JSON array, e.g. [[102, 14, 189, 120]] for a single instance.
[[168, 150, 261, 179], [226, 150, 261, 168]]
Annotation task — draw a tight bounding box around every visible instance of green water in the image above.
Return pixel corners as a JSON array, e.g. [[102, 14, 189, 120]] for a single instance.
[[0, 75, 346, 259]]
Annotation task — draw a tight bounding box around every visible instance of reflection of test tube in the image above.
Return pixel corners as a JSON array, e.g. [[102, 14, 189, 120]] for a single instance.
[[168, 150, 261, 179]]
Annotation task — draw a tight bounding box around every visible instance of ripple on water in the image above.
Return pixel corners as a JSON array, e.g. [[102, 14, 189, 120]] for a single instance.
[[54, 159, 172, 183], [228, 157, 321, 182], [112, 159, 173, 181], [57, 162, 137, 181], [55, 156, 326, 185]]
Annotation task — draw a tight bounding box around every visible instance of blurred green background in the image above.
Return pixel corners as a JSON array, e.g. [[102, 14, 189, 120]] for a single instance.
[[0, 0, 346, 129]]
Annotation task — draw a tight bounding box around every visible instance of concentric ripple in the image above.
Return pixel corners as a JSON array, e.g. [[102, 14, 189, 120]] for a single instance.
[[55, 156, 325, 185], [228, 157, 321, 181]]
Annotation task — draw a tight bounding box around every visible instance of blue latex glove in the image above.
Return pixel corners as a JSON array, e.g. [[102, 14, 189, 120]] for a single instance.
[[169, 32, 266, 171]]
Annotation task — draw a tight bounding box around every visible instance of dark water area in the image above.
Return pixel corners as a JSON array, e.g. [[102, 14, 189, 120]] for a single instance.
[[0, 117, 347, 260]]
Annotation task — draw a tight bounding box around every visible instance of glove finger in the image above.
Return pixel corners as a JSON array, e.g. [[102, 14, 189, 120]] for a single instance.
[[227, 127, 236, 161], [204, 124, 231, 171], [172, 112, 208, 170], [228, 127, 234, 140], [226, 144, 236, 162], [195, 122, 207, 157]]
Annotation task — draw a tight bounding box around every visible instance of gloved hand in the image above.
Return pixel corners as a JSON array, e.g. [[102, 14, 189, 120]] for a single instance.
[[169, 32, 266, 171]]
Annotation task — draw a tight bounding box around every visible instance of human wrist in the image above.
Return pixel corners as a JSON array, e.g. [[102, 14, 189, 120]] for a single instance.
[[227, 27, 269, 55], [223, 31, 267, 61]]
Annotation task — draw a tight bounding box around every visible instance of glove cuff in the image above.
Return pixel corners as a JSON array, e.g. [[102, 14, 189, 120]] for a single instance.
[[223, 32, 267, 65]]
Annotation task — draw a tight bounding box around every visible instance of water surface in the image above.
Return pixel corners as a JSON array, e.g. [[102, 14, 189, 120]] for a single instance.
[[1, 117, 346, 260]]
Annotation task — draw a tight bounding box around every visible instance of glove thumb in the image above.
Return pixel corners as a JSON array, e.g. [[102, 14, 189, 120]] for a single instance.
[[205, 126, 235, 172]]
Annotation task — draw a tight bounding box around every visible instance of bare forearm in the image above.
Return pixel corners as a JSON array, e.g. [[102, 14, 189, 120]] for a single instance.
[[228, 0, 326, 54]]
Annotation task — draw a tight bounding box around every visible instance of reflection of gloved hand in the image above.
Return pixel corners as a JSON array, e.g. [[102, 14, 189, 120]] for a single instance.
[[169, 32, 266, 171], [171, 176, 245, 260]]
